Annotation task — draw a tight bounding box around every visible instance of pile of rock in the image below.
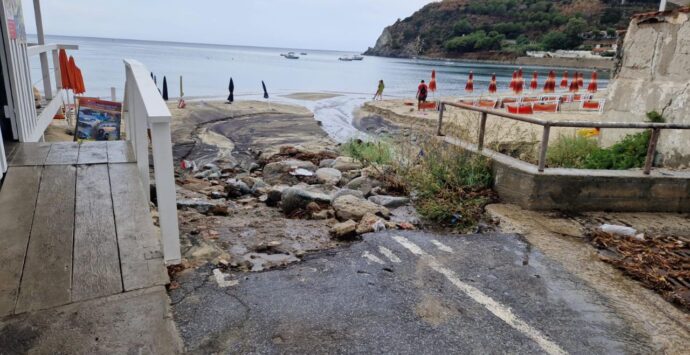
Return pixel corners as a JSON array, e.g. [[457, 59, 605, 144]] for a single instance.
[[176, 149, 417, 241]]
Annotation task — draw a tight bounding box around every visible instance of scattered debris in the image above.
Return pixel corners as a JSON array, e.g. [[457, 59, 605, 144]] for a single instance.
[[588, 229, 690, 312]]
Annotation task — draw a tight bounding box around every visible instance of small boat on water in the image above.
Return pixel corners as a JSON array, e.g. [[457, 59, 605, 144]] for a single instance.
[[281, 51, 300, 59], [339, 55, 363, 61], [352, 55, 364, 61], [338, 56, 353, 61], [300, 52, 308, 55]]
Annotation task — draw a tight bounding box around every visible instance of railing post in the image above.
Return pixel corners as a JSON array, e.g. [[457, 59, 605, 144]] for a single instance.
[[33, 0, 52, 100], [131, 88, 151, 202], [150, 120, 182, 264], [51, 49, 62, 91], [538, 125, 550, 172], [643, 128, 661, 175], [436, 102, 445, 136], [478, 112, 488, 150]]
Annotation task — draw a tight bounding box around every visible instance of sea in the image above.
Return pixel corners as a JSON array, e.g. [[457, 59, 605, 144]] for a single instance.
[[29, 35, 609, 141]]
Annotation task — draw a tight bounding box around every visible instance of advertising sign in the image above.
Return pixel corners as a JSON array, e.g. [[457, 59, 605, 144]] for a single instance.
[[75, 98, 123, 141]]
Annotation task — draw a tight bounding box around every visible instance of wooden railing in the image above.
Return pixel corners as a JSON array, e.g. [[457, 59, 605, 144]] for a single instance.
[[123, 59, 181, 264], [436, 102, 690, 175]]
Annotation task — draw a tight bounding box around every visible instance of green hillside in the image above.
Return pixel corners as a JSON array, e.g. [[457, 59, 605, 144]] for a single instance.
[[364, 0, 662, 59]]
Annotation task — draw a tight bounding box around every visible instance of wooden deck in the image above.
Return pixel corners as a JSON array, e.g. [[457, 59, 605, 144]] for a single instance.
[[0, 141, 168, 317]]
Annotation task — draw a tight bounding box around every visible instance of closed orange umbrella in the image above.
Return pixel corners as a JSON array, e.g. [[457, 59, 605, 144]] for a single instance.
[[577, 72, 585, 89], [429, 70, 437, 94], [587, 71, 598, 93], [530, 71, 538, 91], [560, 71, 569, 89], [488, 73, 497, 94], [59, 49, 71, 89], [75, 67, 86, 94], [67, 56, 78, 93], [509, 71, 517, 92], [465, 71, 474, 93]]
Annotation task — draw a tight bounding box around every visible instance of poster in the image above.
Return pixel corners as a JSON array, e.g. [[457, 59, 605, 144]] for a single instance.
[[75, 97, 123, 141], [3, 0, 26, 42]]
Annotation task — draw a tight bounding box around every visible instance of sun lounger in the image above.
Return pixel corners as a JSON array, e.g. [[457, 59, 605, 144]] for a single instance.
[[581, 99, 605, 113], [532, 101, 560, 113], [506, 103, 534, 115]]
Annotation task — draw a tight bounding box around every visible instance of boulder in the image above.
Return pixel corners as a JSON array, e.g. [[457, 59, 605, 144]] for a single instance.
[[345, 176, 383, 196], [332, 188, 365, 200], [225, 178, 252, 198], [265, 185, 289, 206], [330, 220, 357, 239], [368, 195, 410, 208], [281, 187, 332, 214], [319, 159, 335, 168], [251, 179, 269, 195], [356, 213, 386, 234], [315, 168, 342, 185], [332, 195, 390, 222], [332, 156, 363, 172], [263, 159, 317, 185], [177, 199, 217, 214]]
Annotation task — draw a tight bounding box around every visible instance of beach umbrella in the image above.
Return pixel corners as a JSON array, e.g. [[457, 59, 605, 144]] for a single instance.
[[560, 71, 569, 89], [262, 81, 269, 99], [58, 49, 71, 89], [530, 71, 539, 91], [465, 71, 474, 93], [67, 56, 79, 94], [162, 76, 169, 101], [74, 67, 85, 95], [509, 71, 517, 92], [578, 72, 585, 89], [178, 76, 186, 109], [227, 78, 234, 103], [587, 71, 598, 93], [515, 76, 524, 95], [517, 67, 523, 81], [569, 72, 580, 92], [488, 73, 497, 94], [179, 76, 184, 98], [543, 70, 556, 93], [429, 70, 437, 94]]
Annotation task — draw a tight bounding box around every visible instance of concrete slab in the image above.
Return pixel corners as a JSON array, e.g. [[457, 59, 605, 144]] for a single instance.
[[0, 286, 182, 354]]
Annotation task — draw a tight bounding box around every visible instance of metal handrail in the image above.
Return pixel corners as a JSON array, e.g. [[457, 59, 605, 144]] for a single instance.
[[437, 101, 690, 175]]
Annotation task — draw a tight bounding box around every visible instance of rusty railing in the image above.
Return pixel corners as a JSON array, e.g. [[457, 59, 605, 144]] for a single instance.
[[436, 102, 690, 174]]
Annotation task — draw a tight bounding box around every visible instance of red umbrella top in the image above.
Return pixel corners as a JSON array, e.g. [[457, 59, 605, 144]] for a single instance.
[[488, 73, 497, 94], [530, 71, 539, 91], [569, 72, 580, 93], [578, 72, 585, 89], [543, 70, 556, 93], [509, 71, 517, 91], [465, 71, 474, 93], [587, 71, 598, 93], [560, 70, 569, 89]]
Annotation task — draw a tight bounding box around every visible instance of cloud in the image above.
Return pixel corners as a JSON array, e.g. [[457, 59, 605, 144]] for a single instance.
[[23, 0, 437, 50]]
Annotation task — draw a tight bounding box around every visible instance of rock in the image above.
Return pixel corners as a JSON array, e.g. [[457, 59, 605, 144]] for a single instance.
[[315, 168, 342, 185], [210, 191, 225, 199], [306, 202, 321, 213], [345, 176, 383, 196], [368, 195, 410, 208], [225, 178, 252, 198], [340, 169, 362, 185], [251, 179, 269, 195], [332, 188, 365, 200], [281, 187, 332, 214], [356, 213, 385, 234], [263, 159, 316, 185], [177, 199, 217, 214], [330, 220, 357, 239], [319, 159, 335, 168], [266, 185, 289, 207], [332, 195, 390, 222], [332, 156, 363, 172], [311, 210, 330, 220], [209, 204, 230, 216]]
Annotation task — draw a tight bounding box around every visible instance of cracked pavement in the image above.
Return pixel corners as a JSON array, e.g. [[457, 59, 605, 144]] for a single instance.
[[169, 231, 656, 354]]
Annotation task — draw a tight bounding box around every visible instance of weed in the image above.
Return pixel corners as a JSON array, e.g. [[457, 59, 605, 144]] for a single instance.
[[340, 139, 393, 166], [547, 135, 600, 169]]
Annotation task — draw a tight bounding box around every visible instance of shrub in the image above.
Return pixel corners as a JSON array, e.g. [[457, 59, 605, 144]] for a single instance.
[[547, 135, 600, 168], [540, 31, 569, 50], [583, 131, 650, 170], [396, 140, 494, 230], [340, 139, 393, 166]]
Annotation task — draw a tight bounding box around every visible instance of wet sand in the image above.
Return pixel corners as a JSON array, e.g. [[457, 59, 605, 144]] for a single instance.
[[281, 92, 342, 101]]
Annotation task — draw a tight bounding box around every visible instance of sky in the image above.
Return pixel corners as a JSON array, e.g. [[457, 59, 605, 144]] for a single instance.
[[22, 0, 437, 51]]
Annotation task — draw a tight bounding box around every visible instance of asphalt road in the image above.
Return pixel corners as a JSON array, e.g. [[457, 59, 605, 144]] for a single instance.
[[170, 231, 654, 354]]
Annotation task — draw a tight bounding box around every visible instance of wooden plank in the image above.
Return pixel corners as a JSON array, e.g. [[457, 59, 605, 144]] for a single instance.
[[72, 164, 123, 302], [45, 142, 79, 165], [109, 164, 167, 291], [15, 165, 76, 313], [4, 142, 19, 161], [8, 143, 51, 166], [107, 141, 136, 164], [77, 142, 108, 165], [0, 166, 42, 316]]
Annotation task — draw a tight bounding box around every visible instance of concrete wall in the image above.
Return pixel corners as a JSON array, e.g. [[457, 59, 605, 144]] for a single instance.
[[603, 9, 690, 168]]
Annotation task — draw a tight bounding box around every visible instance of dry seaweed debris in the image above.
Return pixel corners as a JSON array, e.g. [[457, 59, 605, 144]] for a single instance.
[[588, 230, 690, 312]]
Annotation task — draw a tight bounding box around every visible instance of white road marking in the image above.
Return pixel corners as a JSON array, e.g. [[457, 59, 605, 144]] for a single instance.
[[392, 236, 567, 355], [379, 246, 401, 263], [213, 268, 239, 288], [431, 239, 454, 253], [362, 251, 385, 265]]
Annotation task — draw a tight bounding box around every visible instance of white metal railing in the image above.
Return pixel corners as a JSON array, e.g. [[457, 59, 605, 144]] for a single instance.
[[123, 59, 181, 264]]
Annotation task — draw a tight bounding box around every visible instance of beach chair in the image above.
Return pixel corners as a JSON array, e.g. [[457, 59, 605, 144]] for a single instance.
[[581, 99, 606, 113], [419, 101, 438, 110], [477, 99, 498, 109], [539, 94, 560, 102], [559, 93, 574, 103], [532, 101, 560, 113], [506, 103, 534, 115], [458, 98, 477, 106], [521, 96, 541, 103], [499, 96, 521, 108]]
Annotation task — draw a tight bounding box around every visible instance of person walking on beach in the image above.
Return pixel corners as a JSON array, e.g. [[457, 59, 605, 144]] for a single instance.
[[373, 80, 385, 101], [417, 80, 428, 110]]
